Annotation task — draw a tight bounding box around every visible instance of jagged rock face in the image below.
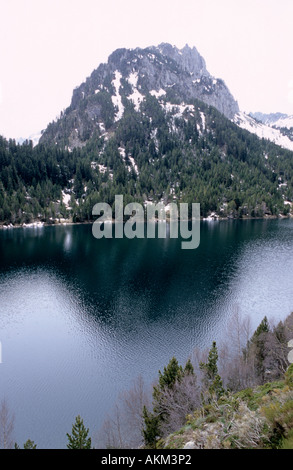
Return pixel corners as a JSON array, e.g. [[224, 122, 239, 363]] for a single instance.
[[39, 43, 239, 149], [151, 43, 209, 78]]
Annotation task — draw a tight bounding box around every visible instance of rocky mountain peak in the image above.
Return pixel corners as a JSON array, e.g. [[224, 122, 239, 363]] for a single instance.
[[39, 43, 240, 148], [154, 43, 209, 78]]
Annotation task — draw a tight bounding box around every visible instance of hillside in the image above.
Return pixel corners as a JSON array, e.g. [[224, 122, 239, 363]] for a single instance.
[[162, 367, 293, 450], [39, 43, 239, 149], [38, 43, 293, 153], [248, 112, 293, 150], [1, 44, 293, 226], [150, 314, 293, 450], [98, 312, 293, 450]]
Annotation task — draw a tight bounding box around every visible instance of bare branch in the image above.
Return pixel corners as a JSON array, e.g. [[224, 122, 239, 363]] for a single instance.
[[0, 399, 15, 449]]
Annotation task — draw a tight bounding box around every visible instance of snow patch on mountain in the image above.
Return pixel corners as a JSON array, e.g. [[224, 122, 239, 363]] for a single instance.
[[273, 116, 293, 129], [127, 71, 139, 88], [162, 102, 195, 118], [125, 71, 145, 111], [128, 155, 139, 174], [129, 88, 144, 111], [111, 71, 124, 121], [119, 146, 139, 174], [200, 111, 206, 130], [150, 89, 166, 98], [233, 112, 293, 151], [249, 112, 292, 128]]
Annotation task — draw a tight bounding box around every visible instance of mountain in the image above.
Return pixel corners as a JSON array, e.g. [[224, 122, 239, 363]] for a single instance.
[[249, 112, 289, 126], [16, 132, 42, 147], [233, 111, 293, 152], [39, 43, 239, 149], [160, 361, 293, 450], [39, 43, 293, 154], [1, 43, 293, 227], [245, 111, 293, 149], [250, 111, 293, 129]]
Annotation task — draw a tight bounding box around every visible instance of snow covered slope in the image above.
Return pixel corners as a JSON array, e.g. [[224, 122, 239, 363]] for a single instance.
[[273, 115, 293, 129], [233, 112, 293, 151]]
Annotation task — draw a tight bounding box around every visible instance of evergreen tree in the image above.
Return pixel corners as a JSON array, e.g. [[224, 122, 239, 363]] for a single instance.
[[142, 406, 160, 449], [157, 356, 183, 390], [1, 92, 293, 226], [142, 356, 197, 447], [245, 316, 270, 383], [66, 415, 91, 449], [184, 358, 195, 375], [199, 341, 225, 401], [23, 439, 37, 449], [74, 165, 84, 200], [152, 356, 183, 418]]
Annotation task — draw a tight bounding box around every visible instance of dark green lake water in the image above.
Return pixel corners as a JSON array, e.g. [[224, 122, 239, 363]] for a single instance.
[[0, 219, 293, 448]]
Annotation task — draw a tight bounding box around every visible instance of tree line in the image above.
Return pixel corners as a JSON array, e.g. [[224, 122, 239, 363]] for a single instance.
[[1, 95, 293, 225]]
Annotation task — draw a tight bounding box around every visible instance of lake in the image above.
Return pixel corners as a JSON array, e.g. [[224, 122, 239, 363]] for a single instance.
[[0, 218, 293, 448]]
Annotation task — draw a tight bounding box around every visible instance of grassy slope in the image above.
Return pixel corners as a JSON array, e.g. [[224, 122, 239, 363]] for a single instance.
[[160, 365, 293, 450]]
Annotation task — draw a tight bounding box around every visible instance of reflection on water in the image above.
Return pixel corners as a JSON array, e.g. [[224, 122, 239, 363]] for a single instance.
[[0, 219, 293, 447]]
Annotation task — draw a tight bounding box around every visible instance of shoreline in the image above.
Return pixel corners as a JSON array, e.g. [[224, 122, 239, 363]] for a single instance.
[[0, 213, 291, 230]]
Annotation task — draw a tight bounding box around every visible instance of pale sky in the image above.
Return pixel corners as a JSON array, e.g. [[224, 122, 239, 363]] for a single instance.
[[0, 0, 293, 139]]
